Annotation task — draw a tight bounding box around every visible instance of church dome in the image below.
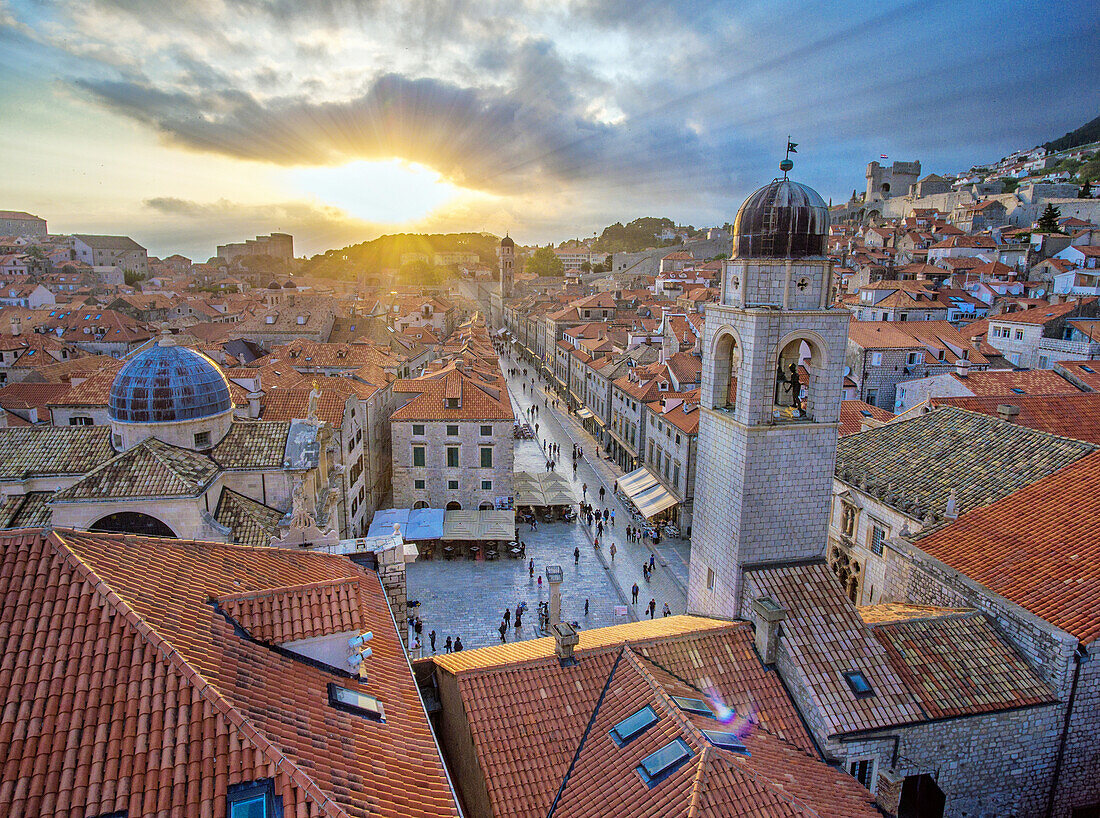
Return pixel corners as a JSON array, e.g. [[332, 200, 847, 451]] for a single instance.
[[109, 339, 232, 423], [733, 178, 829, 259], [500, 235, 514, 248]]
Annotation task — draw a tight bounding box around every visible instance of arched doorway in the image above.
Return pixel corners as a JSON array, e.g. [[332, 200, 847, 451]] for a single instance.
[[90, 512, 176, 538], [413, 500, 429, 509], [479, 501, 494, 510], [710, 330, 740, 411], [446, 501, 462, 511]]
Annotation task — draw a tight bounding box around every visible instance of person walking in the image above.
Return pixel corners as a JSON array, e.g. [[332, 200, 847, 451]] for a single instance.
[[574, 546, 580, 564], [610, 509, 615, 527], [648, 599, 656, 619], [609, 542, 617, 562], [631, 583, 639, 604], [663, 603, 671, 617], [582, 483, 588, 499], [454, 636, 463, 651], [573, 463, 578, 478], [504, 607, 511, 626], [444, 635, 452, 653], [414, 617, 423, 639], [515, 607, 523, 629], [650, 553, 656, 569], [537, 574, 543, 588], [529, 558, 535, 577], [599, 486, 605, 502], [498, 620, 507, 642]]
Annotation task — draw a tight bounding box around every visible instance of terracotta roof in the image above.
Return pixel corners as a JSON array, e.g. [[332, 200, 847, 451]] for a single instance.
[[866, 612, 1055, 719], [847, 322, 924, 350], [0, 425, 115, 479], [836, 405, 1093, 524], [991, 299, 1095, 325], [839, 400, 894, 436], [219, 576, 364, 643], [390, 369, 512, 421], [930, 393, 1100, 444], [914, 451, 1100, 644], [260, 386, 352, 426], [857, 603, 971, 624], [1055, 359, 1100, 391], [0, 528, 459, 817], [214, 487, 284, 546], [212, 421, 292, 469], [948, 368, 1080, 397], [430, 616, 878, 817], [0, 490, 52, 529], [52, 438, 219, 501]]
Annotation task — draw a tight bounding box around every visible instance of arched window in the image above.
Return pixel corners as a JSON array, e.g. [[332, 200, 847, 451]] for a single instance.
[[446, 501, 462, 511], [413, 500, 430, 509], [711, 331, 740, 410], [90, 512, 176, 538], [479, 501, 493, 510], [774, 336, 825, 422]]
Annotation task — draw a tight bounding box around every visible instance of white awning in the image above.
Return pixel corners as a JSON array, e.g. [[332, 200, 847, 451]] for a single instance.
[[619, 466, 678, 518], [576, 407, 593, 419]]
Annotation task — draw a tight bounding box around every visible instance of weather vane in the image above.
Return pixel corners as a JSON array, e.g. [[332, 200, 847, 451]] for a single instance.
[[781, 136, 797, 178]]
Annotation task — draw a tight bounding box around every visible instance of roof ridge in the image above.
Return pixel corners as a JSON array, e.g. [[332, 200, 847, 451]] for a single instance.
[[705, 747, 824, 817], [217, 575, 361, 605], [685, 744, 711, 818], [47, 529, 354, 818]]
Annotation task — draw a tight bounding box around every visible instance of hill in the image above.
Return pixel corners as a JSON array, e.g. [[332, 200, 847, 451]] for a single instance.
[[1044, 114, 1100, 153], [592, 217, 681, 253], [302, 232, 499, 283]]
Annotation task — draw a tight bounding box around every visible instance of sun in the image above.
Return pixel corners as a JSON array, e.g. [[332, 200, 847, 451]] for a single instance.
[[285, 159, 464, 224]]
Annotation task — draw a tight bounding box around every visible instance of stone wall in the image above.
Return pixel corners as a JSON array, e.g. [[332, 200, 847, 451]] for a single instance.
[[392, 419, 514, 510]]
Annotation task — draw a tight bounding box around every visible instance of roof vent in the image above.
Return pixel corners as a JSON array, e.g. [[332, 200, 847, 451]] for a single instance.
[[997, 404, 1020, 423]]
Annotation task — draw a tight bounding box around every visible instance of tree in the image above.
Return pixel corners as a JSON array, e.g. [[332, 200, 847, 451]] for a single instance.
[[124, 269, 145, 286], [1037, 204, 1062, 233], [580, 261, 591, 273], [525, 246, 564, 277], [1081, 179, 1093, 199]]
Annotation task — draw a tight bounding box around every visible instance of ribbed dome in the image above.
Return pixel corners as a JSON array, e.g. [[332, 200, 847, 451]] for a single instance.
[[733, 179, 829, 259], [109, 341, 232, 423], [500, 235, 515, 248]]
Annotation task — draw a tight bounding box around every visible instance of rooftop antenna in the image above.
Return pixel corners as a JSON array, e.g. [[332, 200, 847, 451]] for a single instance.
[[781, 137, 797, 179]]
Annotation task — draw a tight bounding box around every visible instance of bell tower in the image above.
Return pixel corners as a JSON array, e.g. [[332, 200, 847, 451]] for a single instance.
[[687, 161, 850, 619], [499, 235, 515, 299]]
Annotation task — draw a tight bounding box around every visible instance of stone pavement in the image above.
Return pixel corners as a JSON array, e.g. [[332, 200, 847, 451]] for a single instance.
[[502, 353, 689, 617]]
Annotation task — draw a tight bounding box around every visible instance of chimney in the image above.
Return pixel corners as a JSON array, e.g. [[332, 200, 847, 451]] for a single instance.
[[552, 621, 579, 664], [955, 359, 970, 378], [10, 316, 20, 337], [751, 596, 786, 665], [997, 404, 1020, 424], [546, 565, 563, 626], [247, 390, 263, 419]]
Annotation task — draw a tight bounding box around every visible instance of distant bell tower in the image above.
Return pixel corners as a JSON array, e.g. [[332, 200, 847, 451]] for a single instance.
[[500, 235, 515, 298], [687, 155, 850, 619]]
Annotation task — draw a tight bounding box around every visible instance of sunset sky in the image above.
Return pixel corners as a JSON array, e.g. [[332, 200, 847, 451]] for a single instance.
[[1, 0, 1097, 259]]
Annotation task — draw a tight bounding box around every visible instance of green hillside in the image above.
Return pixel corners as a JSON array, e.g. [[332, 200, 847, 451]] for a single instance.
[[1044, 114, 1100, 153]]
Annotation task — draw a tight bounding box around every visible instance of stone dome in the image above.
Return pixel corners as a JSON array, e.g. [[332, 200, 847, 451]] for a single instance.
[[267, 280, 282, 289], [109, 339, 232, 423], [501, 235, 515, 248], [732, 178, 829, 259]]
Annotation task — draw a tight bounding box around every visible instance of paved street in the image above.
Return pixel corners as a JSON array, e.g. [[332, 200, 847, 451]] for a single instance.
[[404, 343, 691, 653]]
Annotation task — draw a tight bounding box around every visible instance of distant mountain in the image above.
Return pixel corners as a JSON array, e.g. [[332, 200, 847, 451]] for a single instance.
[[303, 232, 499, 280], [592, 217, 681, 254], [1044, 114, 1100, 153]]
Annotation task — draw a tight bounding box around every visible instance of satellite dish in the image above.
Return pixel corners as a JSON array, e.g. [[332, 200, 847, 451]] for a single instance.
[[843, 365, 852, 377]]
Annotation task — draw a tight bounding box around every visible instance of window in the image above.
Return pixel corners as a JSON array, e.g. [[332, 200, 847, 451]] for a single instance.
[[1015, 329, 1024, 340], [447, 446, 460, 467], [905, 351, 921, 366], [865, 389, 878, 407], [869, 522, 886, 555], [112, 433, 122, 449], [870, 352, 883, 367], [69, 416, 93, 426], [673, 463, 680, 488], [1039, 356, 1050, 369], [480, 447, 493, 468], [842, 670, 875, 698], [412, 446, 425, 467], [448, 479, 459, 490], [702, 730, 747, 753], [481, 479, 492, 490], [194, 431, 211, 448], [637, 739, 692, 787], [610, 705, 658, 746], [706, 567, 715, 590], [414, 479, 425, 490], [445, 397, 459, 409], [227, 780, 276, 818], [328, 682, 385, 721], [447, 424, 459, 436], [480, 424, 492, 436], [671, 697, 714, 718], [412, 424, 425, 436], [848, 757, 877, 791]]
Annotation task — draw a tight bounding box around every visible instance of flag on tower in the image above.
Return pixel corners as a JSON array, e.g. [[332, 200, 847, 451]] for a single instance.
[[880, 154, 889, 159], [787, 142, 798, 154]]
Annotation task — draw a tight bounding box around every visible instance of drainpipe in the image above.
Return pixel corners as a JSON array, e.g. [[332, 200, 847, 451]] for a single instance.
[[1045, 644, 1088, 818]]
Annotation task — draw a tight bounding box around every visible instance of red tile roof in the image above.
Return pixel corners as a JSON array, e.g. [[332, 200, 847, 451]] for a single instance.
[[991, 298, 1095, 325], [931, 393, 1100, 444], [839, 400, 894, 436], [915, 451, 1100, 644], [949, 368, 1081, 397], [0, 528, 459, 817]]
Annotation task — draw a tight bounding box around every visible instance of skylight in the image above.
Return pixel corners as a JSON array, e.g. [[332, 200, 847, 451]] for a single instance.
[[637, 739, 692, 786], [610, 706, 657, 746], [702, 730, 748, 754], [672, 696, 714, 717], [843, 670, 875, 698], [1083, 365, 1096, 373], [1010, 387, 1026, 394], [328, 683, 385, 721]]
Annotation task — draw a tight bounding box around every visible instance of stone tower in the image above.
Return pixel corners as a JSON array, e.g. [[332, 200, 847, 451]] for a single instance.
[[499, 235, 515, 299], [687, 173, 850, 619], [865, 160, 921, 202]]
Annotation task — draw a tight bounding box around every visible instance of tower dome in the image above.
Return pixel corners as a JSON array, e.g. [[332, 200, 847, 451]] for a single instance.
[[732, 178, 829, 259], [109, 338, 232, 423], [500, 235, 515, 248]]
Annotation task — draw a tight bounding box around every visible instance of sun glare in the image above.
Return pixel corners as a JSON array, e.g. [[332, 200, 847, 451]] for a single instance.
[[286, 159, 463, 224]]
